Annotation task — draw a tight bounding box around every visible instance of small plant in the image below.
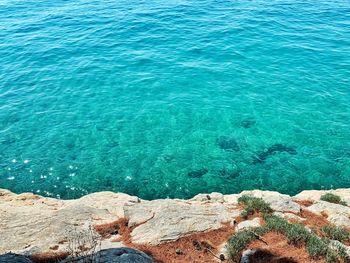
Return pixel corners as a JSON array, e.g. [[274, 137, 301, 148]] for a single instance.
[[306, 235, 330, 260], [63, 225, 101, 263], [264, 215, 309, 245], [228, 195, 350, 262], [238, 195, 272, 217], [321, 225, 350, 242], [227, 228, 267, 261], [229, 214, 348, 263], [334, 243, 350, 263], [320, 193, 347, 206], [325, 250, 340, 263]]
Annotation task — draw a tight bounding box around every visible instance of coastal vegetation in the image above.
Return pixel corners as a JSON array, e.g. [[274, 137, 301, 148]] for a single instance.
[[228, 195, 350, 263], [320, 193, 347, 206]]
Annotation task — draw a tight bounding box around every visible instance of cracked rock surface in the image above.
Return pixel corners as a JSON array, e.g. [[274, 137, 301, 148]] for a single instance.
[[2, 188, 350, 257]]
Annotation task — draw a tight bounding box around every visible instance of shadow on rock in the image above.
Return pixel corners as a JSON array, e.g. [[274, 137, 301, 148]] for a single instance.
[[241, 249, 297, 263]]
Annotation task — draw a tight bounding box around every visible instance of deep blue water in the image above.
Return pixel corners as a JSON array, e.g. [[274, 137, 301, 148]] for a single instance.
[[1, 0, 350, 199]]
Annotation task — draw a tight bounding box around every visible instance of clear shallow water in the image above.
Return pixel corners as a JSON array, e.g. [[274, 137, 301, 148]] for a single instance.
[[1, 0, 350, 200]]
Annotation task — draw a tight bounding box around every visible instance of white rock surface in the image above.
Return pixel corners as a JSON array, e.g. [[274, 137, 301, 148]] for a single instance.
[[306, 200, 350, 227], [235, 218, 261, 232], [273, 212, 305, 222], [294, 189, 350, 204], [328, 214, 350, 228], [191, 192, 224, 203], [306, 201, 350, 216], [3, 187, 350, 257], [0, 189, 139, 254], [240, 190, 300, 213], [223, 194, 239, 205], [124, 199, 240, 245]]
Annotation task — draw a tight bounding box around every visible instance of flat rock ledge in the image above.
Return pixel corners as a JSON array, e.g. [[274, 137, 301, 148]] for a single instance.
[[1, 188, 350, 258]]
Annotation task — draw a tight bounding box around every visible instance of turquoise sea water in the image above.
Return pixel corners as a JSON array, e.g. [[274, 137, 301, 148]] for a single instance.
[[1, 0, 350, 200]]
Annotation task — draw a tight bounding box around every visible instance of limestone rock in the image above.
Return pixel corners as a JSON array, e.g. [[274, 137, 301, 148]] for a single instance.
[[306, 201, 350, 216], [0, 190, 139, 254], [4, 187, 350, 258], [306, 201, 350, 227], [240, 190, 300, 213], [223, 194, 239, 205], [124, 199, 240, 245], [294, 189, 350, 204], [191, 192, 224, 203], [328, 214, 350, 228], [273, 212, 305, 222], [235, 218, 261, 232]]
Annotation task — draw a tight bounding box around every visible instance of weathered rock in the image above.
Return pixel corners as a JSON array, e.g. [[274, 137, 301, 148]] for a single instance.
[[306, 201, 350, 216], [191, 192, 224, 203], [124, 199, 240, 245], [61, 248, 154, 263], [273, 212, 305, 222], [223, 194, 239, 205], [0, 253, 32, 263], [0, 190, 139, 254], [294, 189, 350, 204], [235, 218, 261, 232], [4, 187, 350, 258], [240, 190, 300, 213], [328, 214, 350, 228], [306, 200, 350, 227]]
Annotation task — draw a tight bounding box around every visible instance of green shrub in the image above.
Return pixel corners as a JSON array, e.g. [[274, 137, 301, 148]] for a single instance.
[[228, 200, 348, 262], [325, 250, 340, 263], [284, 223, 310, 245], [264, 215, 343, 262], [264, 215, 309, 245], [238, 195, 271, 217], [334, 243, 350, 263], [320, 193, 347, 206], [306, 235, 329, 260], [264, 214, 289, 232], [321, 225, 350, 242], [227, 230, 260, 261]]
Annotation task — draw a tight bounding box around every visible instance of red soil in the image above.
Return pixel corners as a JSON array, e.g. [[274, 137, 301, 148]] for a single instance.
[[247, 232, 326, 263]]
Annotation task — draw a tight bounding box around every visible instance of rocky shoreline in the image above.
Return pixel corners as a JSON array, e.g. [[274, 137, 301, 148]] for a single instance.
[[2, 188, 350, 262]]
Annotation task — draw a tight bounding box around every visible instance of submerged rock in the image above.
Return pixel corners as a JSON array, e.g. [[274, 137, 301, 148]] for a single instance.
[[188, 168, 208, 178], [240, 118, 256, 129], [252, 143, 297, 164], [217, 136, 240, 152], [219, 169, 240, 179]]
